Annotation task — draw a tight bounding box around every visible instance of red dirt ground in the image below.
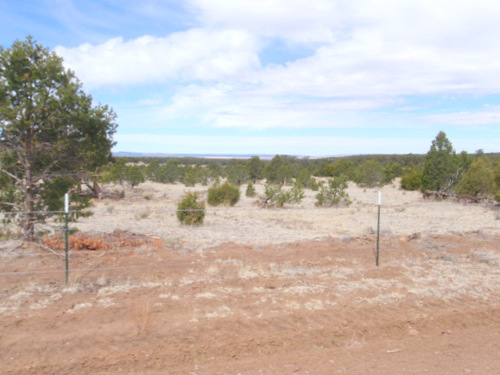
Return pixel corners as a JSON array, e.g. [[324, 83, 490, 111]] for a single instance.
[[1, 233, 499, 374]]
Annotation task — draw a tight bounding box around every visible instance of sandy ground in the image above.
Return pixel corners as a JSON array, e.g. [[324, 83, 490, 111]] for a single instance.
[[0, 180, 499, 374], [75, 180, 499, 250]]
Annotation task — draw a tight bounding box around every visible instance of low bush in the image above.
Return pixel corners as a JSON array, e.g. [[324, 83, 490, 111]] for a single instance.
[[177, 192, 205, 225], [400, 163, 423, 191], [263, 183, 304, 207], [246, 182, 257, 197], [315, 176, 351, 206], [207, 182, 240, 206]]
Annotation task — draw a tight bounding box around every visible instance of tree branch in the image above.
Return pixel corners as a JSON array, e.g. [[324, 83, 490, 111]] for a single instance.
[[0, 167, 22, 185], [35, 159, 62, 183], [0, 201, 22, 209]]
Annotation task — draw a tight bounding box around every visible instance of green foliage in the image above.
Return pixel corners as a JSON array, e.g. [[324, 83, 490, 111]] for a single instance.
[[101, 160, 145, 188], [494, 165, 500, 202], [400, 163, 423, 191], [264, 155, 294, 185], [421, 131, 460, 192], [295, 167, 313, 189], [207, 182, 240, 206], [315, 176, 351, 206], [156, 159, 181, 183], [183, 165, 207, 186], [0, 37, 116, 238], [245, 182, 257, 197], [101, 159, 127, 185], [226, 161, 249, 185], [125, 165, 145, 188], [146, 160, 160, 181], [456, 158, 494, 197], [207, 162, 224, 183], [354, 160, 385, 187], [289, 184, 305, 205], [309, 178, 322, 191], [263, 183, 304, 207], [382, 162, 403, 184], [176, 192, 205, 225], [40, 177, 92, 221], [323, 159, 355, 180], [248, 156, 264, 182]]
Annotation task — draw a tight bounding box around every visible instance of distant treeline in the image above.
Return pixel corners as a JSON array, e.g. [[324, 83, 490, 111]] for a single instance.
[[101, 141, 500, 201], [118, 152, 500, 172]]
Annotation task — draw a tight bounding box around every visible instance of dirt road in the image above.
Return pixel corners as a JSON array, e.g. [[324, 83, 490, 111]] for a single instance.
[[1, 232, 499, 374]]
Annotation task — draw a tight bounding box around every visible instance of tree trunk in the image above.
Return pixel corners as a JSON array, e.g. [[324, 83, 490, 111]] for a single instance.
[[23, 186, 35, 241], [23, 129, 35, 241]]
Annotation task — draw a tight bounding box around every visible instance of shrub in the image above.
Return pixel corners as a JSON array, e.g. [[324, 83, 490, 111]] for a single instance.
[[383, 162, 403, 184], [263, 183, 304, 207], [354, 160, 385, 187], [323, 158, 355, 180], [176, 192, 205, 225], [315, 176, 351, 206], [125, 165, 146, 188], [456, 158, 494, 197], [400, 163, 423, 191], [207, 182, 240, 206], [246, 182, 257, 197], [495, 165, 500, 202], [226, 162, 250, 185], [310, 178, 322, 191]]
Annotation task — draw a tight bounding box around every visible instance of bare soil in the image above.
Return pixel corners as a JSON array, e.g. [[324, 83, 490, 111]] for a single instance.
[[1, 181, 499, 374]]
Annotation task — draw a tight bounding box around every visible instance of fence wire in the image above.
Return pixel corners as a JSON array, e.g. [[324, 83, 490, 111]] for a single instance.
[[0, 203, 398, 283]]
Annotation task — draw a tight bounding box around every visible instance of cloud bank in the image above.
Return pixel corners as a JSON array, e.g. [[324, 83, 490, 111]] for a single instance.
[[42, 0, 500, 153]]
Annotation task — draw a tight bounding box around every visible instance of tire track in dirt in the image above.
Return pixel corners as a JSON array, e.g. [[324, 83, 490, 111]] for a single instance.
[[1, 234, 499, 374]]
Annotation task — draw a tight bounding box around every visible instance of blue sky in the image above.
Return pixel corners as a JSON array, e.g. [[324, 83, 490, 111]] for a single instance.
[[1, 0, 500, 156]]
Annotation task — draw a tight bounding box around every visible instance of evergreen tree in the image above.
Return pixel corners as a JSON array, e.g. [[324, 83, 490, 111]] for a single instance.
[[247, 156, 264, 182], [421, 131, 459, 192], [0, 37, 116, 239]]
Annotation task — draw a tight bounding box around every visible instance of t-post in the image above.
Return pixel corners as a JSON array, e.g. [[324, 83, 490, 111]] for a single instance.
[[64, 193, 69, 284], [376, 191, 381, 266]]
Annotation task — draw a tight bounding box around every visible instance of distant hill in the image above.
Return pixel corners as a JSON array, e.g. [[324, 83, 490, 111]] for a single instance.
[[112, 151, 302, 160]]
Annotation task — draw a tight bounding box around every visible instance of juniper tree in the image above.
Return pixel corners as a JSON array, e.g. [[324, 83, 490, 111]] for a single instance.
[[421, 131, 459, 192], [0, 37, 117, 239]]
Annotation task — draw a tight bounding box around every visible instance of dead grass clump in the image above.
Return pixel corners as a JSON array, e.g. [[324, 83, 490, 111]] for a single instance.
[[42, 235, 109, 250], [42, 230, 164, 251], [134, 210, 150, 220], [102, 189, 125, 200], [70, 235, 110, 250], [142, 191, 154, 200]]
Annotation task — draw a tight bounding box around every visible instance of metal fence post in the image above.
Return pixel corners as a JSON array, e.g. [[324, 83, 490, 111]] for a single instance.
[[64, 193, 69, 284], [376, 191, 381, 266]]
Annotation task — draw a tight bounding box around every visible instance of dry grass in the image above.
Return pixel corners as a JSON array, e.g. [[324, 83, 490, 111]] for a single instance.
[[131, 300, 152, 335]]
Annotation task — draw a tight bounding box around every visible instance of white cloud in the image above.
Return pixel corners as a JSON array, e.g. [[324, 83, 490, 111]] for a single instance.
[[188, 0, 350, 43], [52, 0, 500, 139], [55, 0, 500, 98], [189, 0, 500, 98], [114, 133, 433, 155], [422, 106, 500, 126], [153, 84, 398, 130], [55, 29, 260, 88]]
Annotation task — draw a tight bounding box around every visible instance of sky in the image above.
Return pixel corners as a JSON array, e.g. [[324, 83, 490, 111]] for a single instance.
[[1, 0, 500, 157]]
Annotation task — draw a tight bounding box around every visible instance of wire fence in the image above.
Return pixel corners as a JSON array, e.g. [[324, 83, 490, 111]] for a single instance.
[[0, 201, 387, 288], [1, 191, 496, 288]]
